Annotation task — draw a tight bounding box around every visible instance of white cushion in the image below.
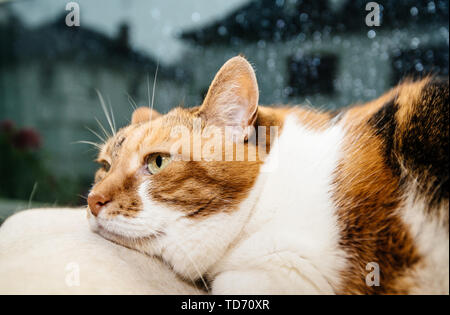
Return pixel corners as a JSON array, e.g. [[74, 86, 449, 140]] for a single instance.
[[0, 208, 204, 295]]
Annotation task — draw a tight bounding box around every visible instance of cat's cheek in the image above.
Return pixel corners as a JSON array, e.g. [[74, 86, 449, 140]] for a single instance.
[[137, 180, 185, 233]]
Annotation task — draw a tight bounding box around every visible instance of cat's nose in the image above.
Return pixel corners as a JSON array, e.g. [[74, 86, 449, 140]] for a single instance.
[[88, 192, 110, 217]]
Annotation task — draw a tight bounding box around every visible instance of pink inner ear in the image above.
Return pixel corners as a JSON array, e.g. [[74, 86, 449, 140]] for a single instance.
[[131, 107, 160, 124], [200, 56, 259, 130]]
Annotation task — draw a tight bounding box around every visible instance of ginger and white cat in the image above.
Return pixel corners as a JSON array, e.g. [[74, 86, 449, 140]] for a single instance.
[[87, 56, 449, 294]]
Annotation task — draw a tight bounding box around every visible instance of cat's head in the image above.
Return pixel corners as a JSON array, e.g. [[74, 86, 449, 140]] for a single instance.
[[87, 56, 274, 278]]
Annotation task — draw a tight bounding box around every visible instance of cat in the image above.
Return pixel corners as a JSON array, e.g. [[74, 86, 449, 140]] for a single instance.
[[87, 56, 449, 294]]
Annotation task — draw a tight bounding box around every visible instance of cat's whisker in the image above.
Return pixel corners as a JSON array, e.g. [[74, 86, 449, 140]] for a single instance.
[[74, 140, 102, 150], [85, 126, 106, 143], [95, 117, 111, 139], [162, 245, 204, 294], [125, 92, 138, 111], [107, 96, 117, 133], [96, 89, 116, 136], [171, 238, 209, 293], [150, 62, 159, 123], [27, 182, 38, 209], [78, 194, 88, 201]]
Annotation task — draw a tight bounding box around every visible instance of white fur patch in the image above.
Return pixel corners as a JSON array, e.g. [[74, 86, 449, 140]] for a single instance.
[[210, 115, 348, 294], [88, 181, 173, 240], [135, 180, 256, 282], [400, 192, 449, 294]]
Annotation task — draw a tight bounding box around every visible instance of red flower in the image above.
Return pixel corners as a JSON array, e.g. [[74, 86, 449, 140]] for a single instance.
[[0, 120, 15, 134], [12, 128, 42, 151]]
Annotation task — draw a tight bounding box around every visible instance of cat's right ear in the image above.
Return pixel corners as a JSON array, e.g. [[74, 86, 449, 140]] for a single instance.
[[131, 107, 161, 124], [199, 56, 259, 140]]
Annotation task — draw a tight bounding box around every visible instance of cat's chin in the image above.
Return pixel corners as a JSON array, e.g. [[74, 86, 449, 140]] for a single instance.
[[95, 224, 160, 250], [87, 211, 160, 250]]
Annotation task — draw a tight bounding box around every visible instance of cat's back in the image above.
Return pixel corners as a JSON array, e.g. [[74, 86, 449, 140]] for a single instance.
[[209, 77, 447, 294], [334, 77, 449, 294], [231, 77, 448, 294]]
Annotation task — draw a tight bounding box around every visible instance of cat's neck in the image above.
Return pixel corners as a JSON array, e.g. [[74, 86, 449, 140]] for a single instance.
[[208, 111, 347, 288]]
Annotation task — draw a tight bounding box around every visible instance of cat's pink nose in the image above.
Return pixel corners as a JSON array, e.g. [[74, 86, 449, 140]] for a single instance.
[[88, 193, 110, 217]]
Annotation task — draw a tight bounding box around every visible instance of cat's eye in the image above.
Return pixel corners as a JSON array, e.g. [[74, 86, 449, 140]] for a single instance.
[[146, 153, 171, 175], [99, 161, 111, 172]]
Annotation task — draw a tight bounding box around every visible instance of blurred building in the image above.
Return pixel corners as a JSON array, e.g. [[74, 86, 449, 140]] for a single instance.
[[0, 0, 448, 205], [0, 11, 189, 183], [180, 0, 449, 108]]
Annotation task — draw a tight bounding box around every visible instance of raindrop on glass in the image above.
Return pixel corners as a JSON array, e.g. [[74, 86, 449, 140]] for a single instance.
[[415, 62, 424, 72], [410, 7, 419, 16], [217, 26, 228, 36]]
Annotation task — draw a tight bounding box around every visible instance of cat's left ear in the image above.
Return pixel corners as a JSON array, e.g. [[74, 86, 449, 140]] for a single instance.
[[199, 56, 259, 139], [131, 107, 161, 124]]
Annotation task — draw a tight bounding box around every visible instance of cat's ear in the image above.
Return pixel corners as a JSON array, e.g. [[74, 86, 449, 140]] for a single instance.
[[200, 56, 259, 139], [131, 107, 161, 124]]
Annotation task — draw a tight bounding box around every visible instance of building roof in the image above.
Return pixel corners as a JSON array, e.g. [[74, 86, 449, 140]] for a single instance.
[[180, 0, 449, 45], [0, 13, 187, 80]]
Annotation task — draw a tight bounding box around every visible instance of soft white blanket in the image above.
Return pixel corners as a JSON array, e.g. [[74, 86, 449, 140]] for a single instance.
[[0, 208, 203, 295]]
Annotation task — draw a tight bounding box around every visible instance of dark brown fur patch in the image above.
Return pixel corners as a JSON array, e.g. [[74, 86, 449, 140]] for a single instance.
[[334, 77, 448, 294], [369, 77, 449, 210], [395, 78, 449, 208]]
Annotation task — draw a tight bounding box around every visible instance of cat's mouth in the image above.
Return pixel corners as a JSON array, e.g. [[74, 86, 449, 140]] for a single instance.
[[88, 211, 163, 244], [96, 223, 161, 244]]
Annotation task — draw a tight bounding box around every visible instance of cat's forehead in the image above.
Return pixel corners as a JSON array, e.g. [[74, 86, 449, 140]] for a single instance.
[[98, 128, 132, 161], [98, 107, 197, 160]]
